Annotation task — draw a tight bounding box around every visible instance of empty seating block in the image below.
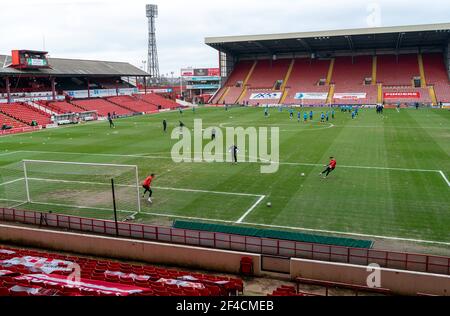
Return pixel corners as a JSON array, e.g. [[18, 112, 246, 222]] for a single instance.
[[0, 244, 243, 297], [72, 99, 131, 117], [213, 60, 255, 104], [0, 112, 28, 129], [44, 101, 87, 114], [245, 59, 291, 89], [134, 93, 178, 110], [332, 56, 377, 104], [269, 285, 307, 296], [0, 103, 52, 126], [283, 58, 331, 105], [107, 96, 158, 113], [423, 53, 450, 103], [377, 54, 419, 86]]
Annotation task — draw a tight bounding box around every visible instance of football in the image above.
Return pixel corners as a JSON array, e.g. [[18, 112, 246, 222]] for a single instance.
[[266, 202, 272, 207]]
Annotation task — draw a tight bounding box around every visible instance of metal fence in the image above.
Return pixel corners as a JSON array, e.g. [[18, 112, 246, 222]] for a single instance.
[[1, 207, 449, 276]]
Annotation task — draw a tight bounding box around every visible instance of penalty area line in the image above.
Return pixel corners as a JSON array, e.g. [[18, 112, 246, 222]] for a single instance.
[[16, 150, 442, 174], [236, 195, 266, 224], [153, 186, 263, 197], [0, 151, 19, 157], [439, 171, 450, 187]]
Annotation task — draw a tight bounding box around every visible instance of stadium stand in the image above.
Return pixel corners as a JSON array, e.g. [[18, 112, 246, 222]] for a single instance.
[[423, 53, 450, 103], [107, 95, 159, 113], [133, 93, 178, 109], [239, 59, 291, 105], [377, 54, 419, 86], [331, 56, 378, 104], [0, 244, 243, 296], [212, 60, 255, 104], [72, 99, 131, 117], [245, 59, 291, 89], [0, 112, 28, 129], [283, 58, 331, 105], [0, 103, 52, 126], [38, 101, 88, 114]]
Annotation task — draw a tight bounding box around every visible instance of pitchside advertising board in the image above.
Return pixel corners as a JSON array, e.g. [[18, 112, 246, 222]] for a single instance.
[[333, 93, 367, 100], [294, 92, 328, 100], [66, 88, 138, 99], [186, 84, 221, 90], [294, 92, 368, 100], [383, 92, 420, 99], [250, 92, 283, 100], [181, 68, 220, 77], [146, 88, 173, 93]]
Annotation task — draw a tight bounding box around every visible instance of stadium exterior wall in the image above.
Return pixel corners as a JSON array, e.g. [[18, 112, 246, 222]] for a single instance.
[[291, 258, 450, 296], [0, 223, 262, 276]]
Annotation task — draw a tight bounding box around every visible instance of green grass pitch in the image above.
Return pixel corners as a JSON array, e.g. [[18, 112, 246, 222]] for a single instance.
[[0, 106, 449, 245]]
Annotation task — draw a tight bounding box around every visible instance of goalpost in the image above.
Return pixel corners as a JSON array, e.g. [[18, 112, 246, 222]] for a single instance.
[[22, 160, 141, 214]]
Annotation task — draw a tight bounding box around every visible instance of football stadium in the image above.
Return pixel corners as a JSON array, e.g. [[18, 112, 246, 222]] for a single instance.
[[0, 1, 449, 302]]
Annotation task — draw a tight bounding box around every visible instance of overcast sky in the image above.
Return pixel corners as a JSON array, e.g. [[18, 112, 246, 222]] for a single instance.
[[1, 0, 449, 76]]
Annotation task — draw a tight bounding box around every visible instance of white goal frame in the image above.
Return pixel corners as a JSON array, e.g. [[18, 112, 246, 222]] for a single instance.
[[22, 159, 141, 213]]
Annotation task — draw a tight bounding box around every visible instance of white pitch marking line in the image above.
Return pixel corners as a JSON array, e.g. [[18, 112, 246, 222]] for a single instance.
[[140, 211, 236, 224], [15, 150, 443, 173], [10, 201, 27, 208], [153, 186, 262, 197], [439, 171, 450, 187], [239, 222, 450, 246], [236, 195, 266, 224], [0, 151, 19, 156], [0, 178, 24, 187], [0, 198, 26, 203], [25, 178, 262, 198]]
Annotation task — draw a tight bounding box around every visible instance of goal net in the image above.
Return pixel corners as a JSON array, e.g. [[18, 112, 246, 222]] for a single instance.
[[22, 160, 141, 214]]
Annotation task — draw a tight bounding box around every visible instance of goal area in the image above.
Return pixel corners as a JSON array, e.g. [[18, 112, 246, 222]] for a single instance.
[[21, 160, 141, 214]]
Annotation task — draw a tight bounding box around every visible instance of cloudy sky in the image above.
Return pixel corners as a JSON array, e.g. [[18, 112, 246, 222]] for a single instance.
[[1, 0, 449, 75]]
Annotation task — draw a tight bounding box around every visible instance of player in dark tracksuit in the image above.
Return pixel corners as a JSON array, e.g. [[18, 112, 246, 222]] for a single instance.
[[230, 145, 239, 164], [163, 120, 167, 133], [107, 113, 115, 128]]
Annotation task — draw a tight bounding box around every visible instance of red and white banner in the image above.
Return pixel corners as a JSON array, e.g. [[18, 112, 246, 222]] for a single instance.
[[0, 249, 16, 255], [0, 270, 16, 277], [181, 68, 220, 77], [1, 256, 74, 274], [207, 68, 220, 77], [333, 93, 367, 100], [104, 270, 151, 281], [16, 274, 147, 296], [181, 69, 195, 76], [157, 278, 205, 289], [384, 92, 420, 99]]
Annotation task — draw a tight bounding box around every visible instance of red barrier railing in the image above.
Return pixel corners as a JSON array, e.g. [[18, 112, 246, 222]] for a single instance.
[[0, 207, 449, 276]]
